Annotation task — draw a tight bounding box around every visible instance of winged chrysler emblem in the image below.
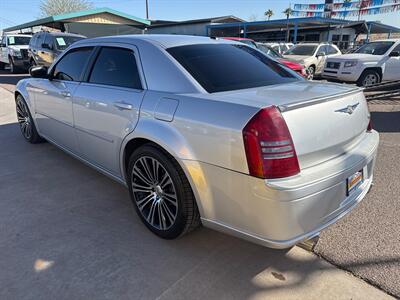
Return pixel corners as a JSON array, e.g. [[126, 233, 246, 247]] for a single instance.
[[335, 103, 360, 115]]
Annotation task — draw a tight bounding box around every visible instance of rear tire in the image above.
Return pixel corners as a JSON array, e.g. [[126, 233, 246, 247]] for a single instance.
[[357, 69, 381, 87], [16, 95, 44, 144], [128, 144, 200, 239], [0, 61, 5, 70]]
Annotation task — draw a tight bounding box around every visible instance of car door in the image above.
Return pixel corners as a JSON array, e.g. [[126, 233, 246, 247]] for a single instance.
[[315, 45, 328, 74], [72, 45, 145, 176], [41, 34, 55, 66], [32, 33, 45, 65], [33, 46, 94, 153], [383, 44, 400, 81]]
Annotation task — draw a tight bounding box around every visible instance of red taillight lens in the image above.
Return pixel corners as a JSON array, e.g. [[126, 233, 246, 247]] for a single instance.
[[242, 106, 300, 179], [367, 118, 372, 132]]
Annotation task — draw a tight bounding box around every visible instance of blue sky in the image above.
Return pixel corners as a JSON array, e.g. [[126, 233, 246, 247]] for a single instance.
[[0, 0, 399, 30]]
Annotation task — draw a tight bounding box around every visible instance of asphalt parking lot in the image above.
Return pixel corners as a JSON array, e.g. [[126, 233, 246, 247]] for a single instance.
[[0, 71, 398, 299]]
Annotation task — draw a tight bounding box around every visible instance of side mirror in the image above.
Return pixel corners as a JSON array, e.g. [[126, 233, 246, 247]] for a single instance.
[[389, 51, 400, 57], [317, 51, 326, 57], [41, 43, 52, 50], [30, 66, 48, 79]]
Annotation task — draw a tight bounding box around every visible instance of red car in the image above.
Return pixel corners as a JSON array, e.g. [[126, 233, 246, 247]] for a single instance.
[[221, 37, 310, 79]]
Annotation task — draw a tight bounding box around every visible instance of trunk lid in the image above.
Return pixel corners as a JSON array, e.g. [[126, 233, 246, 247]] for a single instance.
[[213, 81, 370, 169]]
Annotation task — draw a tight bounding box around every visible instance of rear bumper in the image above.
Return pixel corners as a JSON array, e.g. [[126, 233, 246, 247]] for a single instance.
[[183, 130, 379, 249]]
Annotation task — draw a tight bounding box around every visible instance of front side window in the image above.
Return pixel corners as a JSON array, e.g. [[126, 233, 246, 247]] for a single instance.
[[7, 36, 30, 46], [53, 47, 93, 81], [167, 44, 298, 93], [89, 47, 142, 89], [355, 42, 395, 55], [285, 45, 317, 56], [316, 46, 328, 56]]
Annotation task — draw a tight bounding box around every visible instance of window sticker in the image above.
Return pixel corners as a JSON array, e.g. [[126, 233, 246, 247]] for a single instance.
[[56, 37, 66, 46], [8, 36, 15, 45]]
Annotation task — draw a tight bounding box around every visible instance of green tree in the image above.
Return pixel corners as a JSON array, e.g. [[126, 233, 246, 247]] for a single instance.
[[40, 0, 94, 17], [264, 9, 274, 21]]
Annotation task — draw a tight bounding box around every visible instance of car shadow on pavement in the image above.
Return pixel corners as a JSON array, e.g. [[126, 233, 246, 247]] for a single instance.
[[371, 111, 400, 133], [0, 122, 389, 299]]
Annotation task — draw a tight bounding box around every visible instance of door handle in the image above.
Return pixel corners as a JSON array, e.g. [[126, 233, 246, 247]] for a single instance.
[[59, 91, 71, 98], [113, 101, 133, 110]]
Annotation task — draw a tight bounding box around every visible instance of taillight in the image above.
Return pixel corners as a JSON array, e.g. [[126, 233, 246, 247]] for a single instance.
[[367, 118, 372, 132], [242, 106, 300, 179]]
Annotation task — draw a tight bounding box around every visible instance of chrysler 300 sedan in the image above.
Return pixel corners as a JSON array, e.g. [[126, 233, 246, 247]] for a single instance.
[[15, 35, 379, 248]]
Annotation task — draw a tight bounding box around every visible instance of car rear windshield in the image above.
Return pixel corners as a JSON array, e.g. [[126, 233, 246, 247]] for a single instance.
[[284, 45, 317, 56], [354, 41, 395, 55], [167, 44, 298, 93], [54, 36, 85, 50], [7, 36, 30, 46]]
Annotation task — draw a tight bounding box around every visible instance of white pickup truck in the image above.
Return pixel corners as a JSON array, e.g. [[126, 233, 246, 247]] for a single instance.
[[0, 34, 31, 73], [322, 39, 400, 86]]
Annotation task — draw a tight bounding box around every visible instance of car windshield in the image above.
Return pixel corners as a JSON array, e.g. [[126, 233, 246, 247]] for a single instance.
[[167, 43, 299, 93], [285, 45, 317, 56], [7, 36, 30, 46], [354, 41, 395, 55], [257, 44, 282, 58], [54, 36, 85, 50]]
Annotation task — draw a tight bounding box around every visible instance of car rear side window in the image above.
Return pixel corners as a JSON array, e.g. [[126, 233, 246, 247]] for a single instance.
[[167, 44, 298, 93], [88, 47, 142, 89], [53, 47, 93, 81]]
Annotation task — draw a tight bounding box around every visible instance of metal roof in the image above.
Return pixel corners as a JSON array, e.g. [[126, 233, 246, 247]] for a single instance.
[[208, 17, 400, 34], [150, 15, 244, 28], [4, 7, 151, 32]]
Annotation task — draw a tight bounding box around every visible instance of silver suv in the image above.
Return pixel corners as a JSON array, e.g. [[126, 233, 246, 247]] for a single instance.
[[28, 32, 85, 67]]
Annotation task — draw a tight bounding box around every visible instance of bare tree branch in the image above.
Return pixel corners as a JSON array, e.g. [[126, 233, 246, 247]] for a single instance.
[[40, 0, 94, 17]]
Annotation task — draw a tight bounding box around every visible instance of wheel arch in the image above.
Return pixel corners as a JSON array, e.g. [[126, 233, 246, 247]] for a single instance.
[[120, 121, 206, 217], [358, 67, 383, 82]]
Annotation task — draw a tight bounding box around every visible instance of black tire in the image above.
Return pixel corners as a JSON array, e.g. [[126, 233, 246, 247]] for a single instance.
[[357, 69, 381, 87], [308, 65, 315, 79], [9, 57, 18, 74], [128, 144, 200, 239], [15, 95, 44, 144], [0, 61, 5, 70]]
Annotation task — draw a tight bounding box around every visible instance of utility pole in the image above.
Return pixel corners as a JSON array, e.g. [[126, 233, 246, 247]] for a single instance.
[[145, 0, 149, 19]]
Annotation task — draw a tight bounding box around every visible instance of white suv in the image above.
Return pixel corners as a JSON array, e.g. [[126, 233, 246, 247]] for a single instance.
[[283, 43, 341, 78], [0, 34, 31, 73], [322, 39, 400, 86]]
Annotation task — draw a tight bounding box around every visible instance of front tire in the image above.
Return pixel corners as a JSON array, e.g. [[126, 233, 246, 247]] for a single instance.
[[16, 95, 43, 143], [357, 70, 381, 87], [9, 57, 18, 74], [308, 65, 315, 80], [0, 61, 5, 70], [128, 144, 200, 239]]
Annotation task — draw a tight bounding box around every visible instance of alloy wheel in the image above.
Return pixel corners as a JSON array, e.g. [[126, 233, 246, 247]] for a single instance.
[[363, 74, 378, 86], [131, 156, 178, 231], [16, 99, 32, 140]]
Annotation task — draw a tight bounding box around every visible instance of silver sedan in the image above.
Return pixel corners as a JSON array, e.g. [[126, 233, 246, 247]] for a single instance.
[[15, 35, 379, 248]]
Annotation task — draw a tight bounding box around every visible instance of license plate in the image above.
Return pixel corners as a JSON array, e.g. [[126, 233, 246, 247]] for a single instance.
[[347, 170, 363, 196]]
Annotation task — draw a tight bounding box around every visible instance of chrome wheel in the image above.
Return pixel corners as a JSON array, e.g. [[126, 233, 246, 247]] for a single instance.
[[131, 156, 178, 230], [363, 74, 379, 86], [16, 99, 32, 140]]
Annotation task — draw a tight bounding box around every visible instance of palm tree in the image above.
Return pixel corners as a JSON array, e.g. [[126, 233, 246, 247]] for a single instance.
[[283, 7, 293, 42], [264, 9, 274, 21]]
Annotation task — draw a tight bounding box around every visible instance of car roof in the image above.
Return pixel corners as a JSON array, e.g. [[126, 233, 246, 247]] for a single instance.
[[74, 34, 236, 49], [33, 31, 85, 38]]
